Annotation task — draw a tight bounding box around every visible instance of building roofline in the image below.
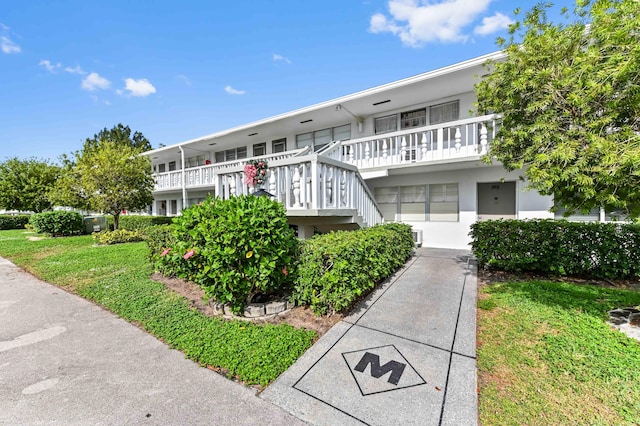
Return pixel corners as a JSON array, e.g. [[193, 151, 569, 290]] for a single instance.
[[144, 50, 505, 156]]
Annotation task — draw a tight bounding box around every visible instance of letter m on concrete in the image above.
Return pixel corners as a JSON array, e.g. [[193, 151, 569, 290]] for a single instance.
[[353, 352, 406, 385]]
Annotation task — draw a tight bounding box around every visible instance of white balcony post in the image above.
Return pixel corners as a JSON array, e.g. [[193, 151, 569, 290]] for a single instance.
[[292, 166, 301, 207], [454, 127, 462, 153], [310, 159, 320, 209], [480, 123, 488, 154]]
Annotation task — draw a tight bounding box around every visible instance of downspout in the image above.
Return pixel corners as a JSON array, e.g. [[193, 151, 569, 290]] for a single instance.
[[179, 146, 187, 212]]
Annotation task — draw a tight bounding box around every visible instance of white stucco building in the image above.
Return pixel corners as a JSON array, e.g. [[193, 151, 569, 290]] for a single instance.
[[144, 51, 562, 249]]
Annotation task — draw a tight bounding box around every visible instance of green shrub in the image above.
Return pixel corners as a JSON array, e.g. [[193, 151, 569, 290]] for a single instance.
[[153, 195, 298, 313], [145, 225, 178, 276], [29, 211, 84, 236], [92, 229, 146, 245], [470, 219, 640, 279], [119, 215, 173, 231], [0, 215, 31, 230], [291, 223, 415, 315]]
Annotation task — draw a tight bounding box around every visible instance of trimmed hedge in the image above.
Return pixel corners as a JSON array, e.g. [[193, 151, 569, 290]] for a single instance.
[[0, 215, 31, 230], [92, 229, 146, 245], [470, 219, 640, 279], [106, 215, 173, 231], [291, 222, 415, 315], [29, 211, 84, 236]]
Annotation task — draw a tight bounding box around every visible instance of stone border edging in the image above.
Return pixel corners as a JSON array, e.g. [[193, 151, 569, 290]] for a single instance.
[[208, 298, 295, 320]]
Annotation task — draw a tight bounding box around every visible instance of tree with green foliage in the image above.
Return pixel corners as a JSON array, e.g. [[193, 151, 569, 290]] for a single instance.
[[0, 157, 60, 212], [476, 0, 640, 217], [83, 123, 152, 152], [51, 140, 154, 230]]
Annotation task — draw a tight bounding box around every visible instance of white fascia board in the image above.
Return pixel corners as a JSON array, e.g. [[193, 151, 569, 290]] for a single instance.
[[143, 50, 505, 157]]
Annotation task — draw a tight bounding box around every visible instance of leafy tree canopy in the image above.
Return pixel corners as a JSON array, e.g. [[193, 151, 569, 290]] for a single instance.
[[51, 140, 154, 229], [0, 157, 61, 213], [83, 123, 152, 153], [476, 0, 640, 217]]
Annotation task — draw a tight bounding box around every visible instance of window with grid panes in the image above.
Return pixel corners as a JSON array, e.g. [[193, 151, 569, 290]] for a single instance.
[[429, 101, 459, 124], [215, 146, 247, 163], [374, 187, 398, 221], [374, 114, 397, 134], [272, 138, 286, 153], [400, 185, 426, 221], [429, 183, 458, 221], [401, 108, 427, 129], [253, 143, 266, 157], [295, 124, 351, 152]]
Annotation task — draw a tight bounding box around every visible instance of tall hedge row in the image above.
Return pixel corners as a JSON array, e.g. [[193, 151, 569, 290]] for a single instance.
[[291, 222, 415, 315], [470, 219, 640, 279], [0, 215, 31, 230]]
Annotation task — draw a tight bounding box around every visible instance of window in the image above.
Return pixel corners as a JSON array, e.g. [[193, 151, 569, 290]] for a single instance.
[[333, 124, 351, 141], [375, 184, 458, 222], [375, 187, 399, 221], [158, 164, 166, 173], [185, 155, 205, 168], [272, 138, 286, 153], [374, 115, 397, 134], [429, 101, 459, 125], [554, 201, 600, 222], [400, 186, 426, 221], [168, 161, 177, 171], [401, 108, 427, 129], [429, 183, 458, 222], [215, 146, 247, 163], [296, 124, 350, 152], [253, 143, 266, 157]]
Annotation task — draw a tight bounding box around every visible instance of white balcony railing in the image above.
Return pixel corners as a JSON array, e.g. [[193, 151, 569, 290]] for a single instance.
[[154, 147, 309, 191], [320, 114, 498, 169], [215, 155, 383, 228]]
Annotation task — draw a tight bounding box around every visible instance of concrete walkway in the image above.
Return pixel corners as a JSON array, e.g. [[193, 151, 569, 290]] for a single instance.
[[0, 257, 305, 425], [0, 247, 477, 425], [261, 248, 478, 425]]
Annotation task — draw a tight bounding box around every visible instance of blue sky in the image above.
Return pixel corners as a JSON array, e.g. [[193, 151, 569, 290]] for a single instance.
[[1, 0, 575, 163]]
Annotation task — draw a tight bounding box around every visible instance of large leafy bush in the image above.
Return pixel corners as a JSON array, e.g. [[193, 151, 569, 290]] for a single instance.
[[29, 211, 84, 236], [291, 223, 415, 315], [151, 195, 298, 313], [470, 219, 640, 279], [0, 214, 30, 230]]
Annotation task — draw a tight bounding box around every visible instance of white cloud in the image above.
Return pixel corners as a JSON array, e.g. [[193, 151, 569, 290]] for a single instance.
[[224, 85, 246, 95], [273, 53, 291, 64], [81, 72, 111, 91], [123, 78, 156, 97], [474, 12, 513, 35], [1, 36, 20, 54], [39, 59, 61, 72], [0, 23, 9, 31], [369, 0, 493, 46], [64, 65, 86, 75]]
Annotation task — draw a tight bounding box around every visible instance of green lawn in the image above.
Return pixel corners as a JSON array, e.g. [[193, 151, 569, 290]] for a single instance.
[[477, 279, 640, 425], [0, 230, 315, 386]]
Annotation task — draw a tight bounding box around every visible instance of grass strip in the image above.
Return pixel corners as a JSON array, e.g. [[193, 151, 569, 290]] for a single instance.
[[0, 230, 316, 386], [477, 279, 640, 425]]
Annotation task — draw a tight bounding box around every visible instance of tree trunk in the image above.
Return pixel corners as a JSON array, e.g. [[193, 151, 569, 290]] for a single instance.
[[113, 213, 120, 230]]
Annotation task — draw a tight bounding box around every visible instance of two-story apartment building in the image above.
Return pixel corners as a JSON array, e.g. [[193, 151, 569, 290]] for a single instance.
[[144, 51, 559, 249]]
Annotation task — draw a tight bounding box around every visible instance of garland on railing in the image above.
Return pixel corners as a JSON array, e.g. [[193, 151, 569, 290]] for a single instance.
[[243, 159, 268, 186]]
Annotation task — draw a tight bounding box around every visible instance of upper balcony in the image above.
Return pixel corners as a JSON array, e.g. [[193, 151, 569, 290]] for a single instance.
[[319, 114, 497, 176]]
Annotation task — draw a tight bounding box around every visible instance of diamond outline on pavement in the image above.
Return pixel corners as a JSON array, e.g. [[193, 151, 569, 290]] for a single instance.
[[342, 344, 427, 396]]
